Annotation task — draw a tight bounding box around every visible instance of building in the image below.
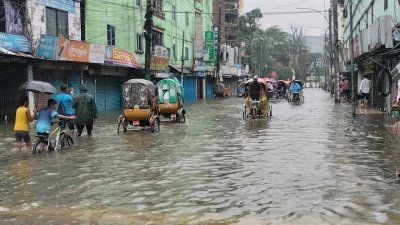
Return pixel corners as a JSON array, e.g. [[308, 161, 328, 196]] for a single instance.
[[343, 0, 400, 111], [0, 0, 217, 120], [213, 0, 242, 95]]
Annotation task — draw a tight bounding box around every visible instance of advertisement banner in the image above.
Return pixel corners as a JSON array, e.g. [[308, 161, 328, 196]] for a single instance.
[[36, 0, 75, 13], [150, 56, 169, 71], [205, 31, 215, 62], [37, 34, 57, 59], [89, 44, 105, 64], [154, 45, 169, 58], [58, 38, 90, 62], [105, 47, 143, 69], [0, 32, 32, 53]]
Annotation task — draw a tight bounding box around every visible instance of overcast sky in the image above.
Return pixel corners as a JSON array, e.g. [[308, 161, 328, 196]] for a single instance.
[[242, 0, 330, 36]]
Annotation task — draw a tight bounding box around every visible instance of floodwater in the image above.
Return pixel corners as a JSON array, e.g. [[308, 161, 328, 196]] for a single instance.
[[1, 88, 400, 225]]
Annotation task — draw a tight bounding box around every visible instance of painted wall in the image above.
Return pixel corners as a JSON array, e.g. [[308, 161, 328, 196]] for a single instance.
[[26, 0, 81, 51], [84, 0, 213, 68]]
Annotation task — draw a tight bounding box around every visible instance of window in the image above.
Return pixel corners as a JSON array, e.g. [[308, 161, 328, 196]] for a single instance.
[[172, 44, 176, 59], [384, 0, 388, 10], [185, 12, 189, 26], [136, 0, 141, 6], [184, 47, 189, 60], [153, 30, 163, 46], [172, 5, 176, 21], [107, 25, 115, 46], [153, 0, 163, 11], [136, 33, 143, 51], [46, 8, 68, 38]]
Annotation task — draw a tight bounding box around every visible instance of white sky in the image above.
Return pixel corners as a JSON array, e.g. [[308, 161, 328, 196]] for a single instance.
[[242, 0, 330, 36]]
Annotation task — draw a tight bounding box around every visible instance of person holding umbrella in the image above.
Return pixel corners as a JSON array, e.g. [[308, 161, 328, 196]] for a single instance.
[[14, 96, 37, 152]]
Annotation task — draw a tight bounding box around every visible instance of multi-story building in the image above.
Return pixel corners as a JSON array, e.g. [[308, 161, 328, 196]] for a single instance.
[[0, 0, 217, 119], [343, 0, 400, 111], [213, 0, 241, 95], [84, 0, 215, 101]]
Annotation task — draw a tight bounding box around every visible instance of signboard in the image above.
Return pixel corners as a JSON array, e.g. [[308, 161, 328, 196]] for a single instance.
[[37, 0, 76, 13], [105, 47, 143, 69], [89, 44, 105, 64], [150, 56, 169, 71], [154, 45, 168, 57], [194, 60, 206, 71], [37, 34, 57, 59], [0, 32, 32, 53], [58, 38, 89, 62], [196, 71, 205, 77], [205, 31, 215, 62]]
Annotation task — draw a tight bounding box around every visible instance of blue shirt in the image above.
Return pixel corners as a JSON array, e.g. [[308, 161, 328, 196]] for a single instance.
[[36, 108, 58, 133], [56, 93, 74, 115], [290, 82, 301, 93]]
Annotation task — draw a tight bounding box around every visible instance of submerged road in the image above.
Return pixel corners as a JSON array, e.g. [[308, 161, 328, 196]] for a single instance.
[[1, 88, 400, 224]]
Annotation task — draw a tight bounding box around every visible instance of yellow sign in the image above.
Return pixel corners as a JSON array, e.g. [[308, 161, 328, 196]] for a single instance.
[[150, 56, 169, 71]]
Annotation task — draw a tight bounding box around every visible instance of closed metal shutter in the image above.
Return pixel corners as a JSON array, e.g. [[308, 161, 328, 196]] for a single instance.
[[184, 76, 197, 102]]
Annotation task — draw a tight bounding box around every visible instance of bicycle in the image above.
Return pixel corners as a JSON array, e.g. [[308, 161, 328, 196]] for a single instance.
[[32, 120, 74, 154]]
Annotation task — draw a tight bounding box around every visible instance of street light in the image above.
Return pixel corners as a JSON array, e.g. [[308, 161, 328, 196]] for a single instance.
[[296, 7, 329, 22]]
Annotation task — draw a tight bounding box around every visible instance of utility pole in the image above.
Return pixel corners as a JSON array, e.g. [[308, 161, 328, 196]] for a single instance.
[[216, 7, 222, 83], [144, 0, 153, 81], [333, 0, 340, 103], [180, 31, 185, 86], [349, 0, 356, 116], [329, 7, 333, 95]]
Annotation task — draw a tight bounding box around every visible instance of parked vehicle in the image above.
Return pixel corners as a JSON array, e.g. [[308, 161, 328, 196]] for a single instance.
[[242, 79, 272, 119]]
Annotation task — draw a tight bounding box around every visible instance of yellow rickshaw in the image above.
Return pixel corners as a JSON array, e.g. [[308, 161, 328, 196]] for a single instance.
[[243, 79, 272, 119], [158, 78, 186, 123], [117, 79, 160, 133]]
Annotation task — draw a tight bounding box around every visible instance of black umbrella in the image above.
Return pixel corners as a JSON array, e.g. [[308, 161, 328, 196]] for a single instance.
[[19, 80, 57, 107], [19, 80, 57, 94]]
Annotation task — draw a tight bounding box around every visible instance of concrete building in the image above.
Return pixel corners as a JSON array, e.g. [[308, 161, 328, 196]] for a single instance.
[[212, 0, 241, 95], [343, 0, 400, 111]]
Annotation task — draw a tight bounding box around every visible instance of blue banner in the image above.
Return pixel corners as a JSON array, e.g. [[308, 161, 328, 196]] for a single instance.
[[37, 34, 58, 59], [37, 0, 75, 13], [0, 32, 32, 53]]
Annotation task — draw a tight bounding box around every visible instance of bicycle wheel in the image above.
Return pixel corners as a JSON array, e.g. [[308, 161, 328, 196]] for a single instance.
[[32, 140, 47, 154], [60, 134, 74, 150]]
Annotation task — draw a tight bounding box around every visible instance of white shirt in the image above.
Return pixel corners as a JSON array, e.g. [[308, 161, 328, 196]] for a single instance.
[[360, 78, 371, 94], [268, 83, 273, 90]]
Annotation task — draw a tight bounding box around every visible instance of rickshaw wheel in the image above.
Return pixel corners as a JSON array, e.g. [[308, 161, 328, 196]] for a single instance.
[[302, 96, 305, 103], [269, 104, 273, 117]]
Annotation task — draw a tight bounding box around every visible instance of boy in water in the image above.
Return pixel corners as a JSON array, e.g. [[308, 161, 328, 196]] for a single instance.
[[36, 99, 76, 148], [14, 96, 37, 152]]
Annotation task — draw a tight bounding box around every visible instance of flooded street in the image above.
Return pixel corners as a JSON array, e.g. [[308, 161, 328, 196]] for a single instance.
[[2, 88, 400, 224]]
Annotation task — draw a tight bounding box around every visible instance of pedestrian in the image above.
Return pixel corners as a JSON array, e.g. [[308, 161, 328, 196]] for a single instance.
[[56, 84, 75, 135], [14, 96, 37, 152], [340, 79, 350, 100], [359, 75, 371, 108], [72, 84, 98, 137]]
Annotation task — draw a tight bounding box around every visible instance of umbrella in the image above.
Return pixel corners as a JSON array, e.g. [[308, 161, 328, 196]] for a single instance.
[[19, 80, 57, 94]]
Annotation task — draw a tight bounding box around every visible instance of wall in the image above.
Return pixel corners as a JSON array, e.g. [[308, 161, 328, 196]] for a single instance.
[[26, 0, 81, 51]]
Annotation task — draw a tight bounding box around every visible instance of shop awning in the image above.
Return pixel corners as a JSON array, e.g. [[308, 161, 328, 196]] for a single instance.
[[0, 47, 35, 58], [169, 65, 191, 74]]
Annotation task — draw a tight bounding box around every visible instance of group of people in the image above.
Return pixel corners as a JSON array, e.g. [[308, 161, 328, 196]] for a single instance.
[[339, 75, 371, 107], [14, 84, 98, 152]]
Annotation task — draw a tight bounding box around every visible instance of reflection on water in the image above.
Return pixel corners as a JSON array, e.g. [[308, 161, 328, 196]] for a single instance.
[[1, 89, 400, 224]]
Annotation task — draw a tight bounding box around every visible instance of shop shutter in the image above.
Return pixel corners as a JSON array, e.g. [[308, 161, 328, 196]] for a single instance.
[[67, 71, 81, 95], [105, 76, 122, 110], [184, 76, 197, 102], [96, 76, 107, 111]]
